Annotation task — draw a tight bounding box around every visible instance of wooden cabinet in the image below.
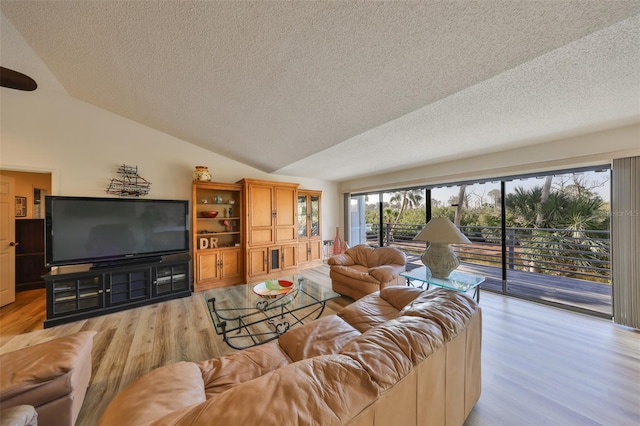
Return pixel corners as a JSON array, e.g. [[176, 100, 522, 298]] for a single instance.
[[192, 182, 243, 290], [240, 179, 298, 246], [15, 219, 50, 291], [239, 179, 299, 282], [196, 248, 242, 284], [44, 256, 191, 328], [192, 179, 322, 284], [246, 244, 297, 280], [297, 190, 323, 267]]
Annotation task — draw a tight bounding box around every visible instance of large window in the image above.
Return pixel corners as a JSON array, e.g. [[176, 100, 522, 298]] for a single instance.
[[348, 167, 611, 317]]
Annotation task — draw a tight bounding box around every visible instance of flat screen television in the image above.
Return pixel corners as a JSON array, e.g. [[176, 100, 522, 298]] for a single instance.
[[45, 196, 190, 267]]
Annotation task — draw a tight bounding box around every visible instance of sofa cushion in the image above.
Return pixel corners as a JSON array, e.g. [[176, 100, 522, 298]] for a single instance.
[[198, 341, 291, 398], [340, 316, 445, 392], [369, 247, 406, 268], [278, 315, 361, 362], [0, 331, 96, 403], [345, 244, 376, 267], [146, 355, 379, 426], [380, 285, 425, 310], [327, 252, 355, 267], [399, 288, 477, 341], [368, 265, 403, 284], [330, 264, 379, 283], [338, 291, 400, 333], [337, 286, 424, 333], [98, 361, 206, 426]]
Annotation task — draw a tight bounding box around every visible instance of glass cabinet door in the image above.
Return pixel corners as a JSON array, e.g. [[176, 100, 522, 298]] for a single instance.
[[310, 195, 320, 238], [298, 195, 308, 238]]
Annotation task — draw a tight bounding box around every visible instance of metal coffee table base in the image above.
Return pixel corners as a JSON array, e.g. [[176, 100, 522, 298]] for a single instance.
[[207, 289, 330, 350]]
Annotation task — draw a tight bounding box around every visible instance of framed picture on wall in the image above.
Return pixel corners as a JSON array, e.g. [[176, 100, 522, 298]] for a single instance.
[[15, 196, 27, 217]]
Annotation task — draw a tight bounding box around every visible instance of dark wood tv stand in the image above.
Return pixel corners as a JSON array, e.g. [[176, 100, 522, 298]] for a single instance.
[[44, 254, 192, 328]]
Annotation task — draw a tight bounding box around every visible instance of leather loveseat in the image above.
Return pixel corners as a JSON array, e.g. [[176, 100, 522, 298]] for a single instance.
[[0, 331, 96, 426], [99, 286, 481, 425], [328, 244, 407, 300]]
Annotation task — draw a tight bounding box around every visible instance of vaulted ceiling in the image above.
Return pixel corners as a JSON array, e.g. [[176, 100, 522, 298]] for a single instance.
[[1, 1, 639, 181]]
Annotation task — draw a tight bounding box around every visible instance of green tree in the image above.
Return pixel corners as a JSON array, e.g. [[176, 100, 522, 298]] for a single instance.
[[387, 189, 423, 243]]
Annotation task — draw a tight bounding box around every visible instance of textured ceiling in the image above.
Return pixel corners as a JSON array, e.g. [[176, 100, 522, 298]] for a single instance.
[[1, 1, 639, 181]]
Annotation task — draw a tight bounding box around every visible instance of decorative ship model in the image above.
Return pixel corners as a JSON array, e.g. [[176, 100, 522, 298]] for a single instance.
[[105, 164, 151, 197]]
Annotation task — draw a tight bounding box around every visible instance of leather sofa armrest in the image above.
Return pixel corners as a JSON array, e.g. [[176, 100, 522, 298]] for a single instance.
[[368, 264, 404, 284], [328, 253, 355, 266], [0, 331, 96, 401]]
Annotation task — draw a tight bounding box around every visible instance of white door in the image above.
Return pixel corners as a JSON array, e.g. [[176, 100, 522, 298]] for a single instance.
[[0, 175, 16, 307]]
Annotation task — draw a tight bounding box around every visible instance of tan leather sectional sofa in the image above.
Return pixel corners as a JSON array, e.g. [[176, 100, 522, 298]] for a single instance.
[[99, 286, 481, 425], [329, 244, 407, 300]]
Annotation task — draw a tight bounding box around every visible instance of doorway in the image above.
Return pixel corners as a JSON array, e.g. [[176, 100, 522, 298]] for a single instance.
[[0, 170, 52, 299]]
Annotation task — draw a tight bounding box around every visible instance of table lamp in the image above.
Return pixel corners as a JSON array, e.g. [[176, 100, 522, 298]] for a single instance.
[[413, 217, 471, 279]]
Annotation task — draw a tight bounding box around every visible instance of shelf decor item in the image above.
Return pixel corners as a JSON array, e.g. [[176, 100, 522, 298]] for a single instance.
[[413, 217, 471, 279], [333, 227, 344, 255], [193, 166, 212, 182]]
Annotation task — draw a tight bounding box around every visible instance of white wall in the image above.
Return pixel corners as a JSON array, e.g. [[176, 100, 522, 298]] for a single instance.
[[0, 88, 340, 239], [340, 123, 640, 194]]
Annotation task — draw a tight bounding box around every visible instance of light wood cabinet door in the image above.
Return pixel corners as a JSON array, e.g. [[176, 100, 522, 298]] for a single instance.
[[274, 186, 297, 243], [297, 240, 322, 265], [196, 251, 220, 282], [281, 244, 297, 270], [248, 184, 274, 245], [309, 239, 322, 262], [220, 248, 242, 281], [248, 247, 268, 278], [196, 248, 242, 287], [298, 242, 311, 264]]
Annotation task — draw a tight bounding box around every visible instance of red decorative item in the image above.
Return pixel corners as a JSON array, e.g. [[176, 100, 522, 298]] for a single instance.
[[278, 280, 293, 287], [333, 227, 344, 255]]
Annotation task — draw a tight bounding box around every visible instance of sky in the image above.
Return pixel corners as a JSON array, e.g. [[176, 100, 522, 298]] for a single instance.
[[378, 169, 611, 206]]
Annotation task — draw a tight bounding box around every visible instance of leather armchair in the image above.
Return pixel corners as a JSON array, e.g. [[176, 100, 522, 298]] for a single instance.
[[328, 244, 407, 300]]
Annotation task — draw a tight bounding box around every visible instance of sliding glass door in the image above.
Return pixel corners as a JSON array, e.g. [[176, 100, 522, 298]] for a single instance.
[[348, 167, 611, 316], [503, 170, 611, 314]]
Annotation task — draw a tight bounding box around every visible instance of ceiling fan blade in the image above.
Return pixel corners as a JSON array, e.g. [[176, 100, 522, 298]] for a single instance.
[[1, 67, 37, 91]]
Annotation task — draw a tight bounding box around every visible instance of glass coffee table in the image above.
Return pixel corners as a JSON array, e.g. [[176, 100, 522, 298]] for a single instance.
[[400, 266, 485, 302], [203, 275, 340, 350]]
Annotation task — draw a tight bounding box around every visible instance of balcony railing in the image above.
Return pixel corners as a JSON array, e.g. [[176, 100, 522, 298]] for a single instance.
[[362, 223, 612, 316], [366, 223, 611, 283]]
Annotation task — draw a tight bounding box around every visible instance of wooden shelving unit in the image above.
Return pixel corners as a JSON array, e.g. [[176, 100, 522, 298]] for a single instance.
[[192, 182, 244, 291]]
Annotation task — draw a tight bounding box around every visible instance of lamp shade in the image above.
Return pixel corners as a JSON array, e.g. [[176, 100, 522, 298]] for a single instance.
[[413, 217, 471, 244]]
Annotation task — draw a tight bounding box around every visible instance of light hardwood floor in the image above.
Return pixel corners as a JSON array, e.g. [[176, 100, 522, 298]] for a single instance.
[[1, 265, 638, 425]]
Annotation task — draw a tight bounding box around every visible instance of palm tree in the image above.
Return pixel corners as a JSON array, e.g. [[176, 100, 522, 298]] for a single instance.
[[386, 189, 423, 244], [506, 186, 542, 227], [506, 183, 609, 278]]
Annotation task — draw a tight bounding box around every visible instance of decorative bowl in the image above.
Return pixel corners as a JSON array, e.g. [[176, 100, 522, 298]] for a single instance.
[[253, 282, 293, 299], [201, 211, 219, 218]]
